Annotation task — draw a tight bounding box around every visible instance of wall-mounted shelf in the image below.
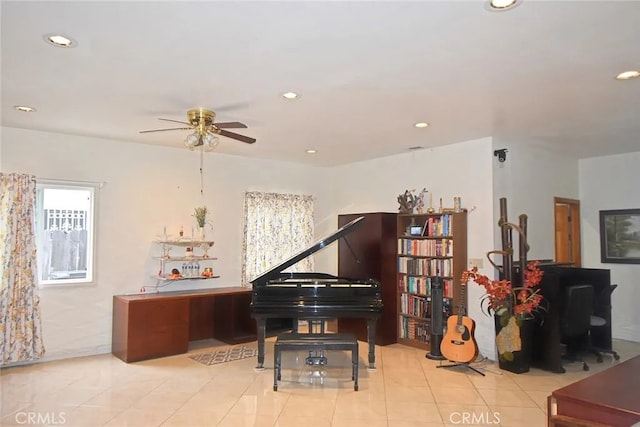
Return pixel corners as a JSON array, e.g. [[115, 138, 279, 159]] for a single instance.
[[153, 256, 218, 262], [152, 275, 221, 282], [145, 240, 219, 292], [153, 240, 215, 247]]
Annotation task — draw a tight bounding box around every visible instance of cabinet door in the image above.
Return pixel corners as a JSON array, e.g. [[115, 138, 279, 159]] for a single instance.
[[213, 292, 256, 344], [126, 298, 189, 362]]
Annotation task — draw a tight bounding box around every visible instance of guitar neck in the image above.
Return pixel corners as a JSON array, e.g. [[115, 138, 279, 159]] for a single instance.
[[458, 282, 468, 316]]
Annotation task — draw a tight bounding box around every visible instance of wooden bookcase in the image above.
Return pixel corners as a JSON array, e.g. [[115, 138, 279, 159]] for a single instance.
[[337, 212, 398, 345], [396, 211, 467, 349]]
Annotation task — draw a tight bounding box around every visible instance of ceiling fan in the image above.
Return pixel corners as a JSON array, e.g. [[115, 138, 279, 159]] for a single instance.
[[139, 108, 256, 150]]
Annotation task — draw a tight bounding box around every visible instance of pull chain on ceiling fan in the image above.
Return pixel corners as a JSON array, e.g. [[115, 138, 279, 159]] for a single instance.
[[139, 108, 256, 149]]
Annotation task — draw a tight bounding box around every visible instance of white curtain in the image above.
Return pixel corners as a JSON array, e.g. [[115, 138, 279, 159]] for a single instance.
[[242, 192, 314, 286], [0, 173, 45, 365]]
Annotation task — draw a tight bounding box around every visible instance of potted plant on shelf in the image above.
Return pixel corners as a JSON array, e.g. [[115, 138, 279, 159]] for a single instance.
[[461, 260, 545, 373]]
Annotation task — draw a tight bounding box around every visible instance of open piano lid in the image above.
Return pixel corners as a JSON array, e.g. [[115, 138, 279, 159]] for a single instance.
[[250, 215, 365, 285]]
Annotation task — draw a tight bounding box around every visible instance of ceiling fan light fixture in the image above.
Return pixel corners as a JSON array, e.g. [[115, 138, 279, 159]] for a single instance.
[[203, 133, 220, 151], [185, 132, 200, 148], [140, 108, 255, 145]]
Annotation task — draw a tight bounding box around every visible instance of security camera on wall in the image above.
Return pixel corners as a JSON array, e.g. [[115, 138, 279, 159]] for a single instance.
[[494, 149, 508, 163]]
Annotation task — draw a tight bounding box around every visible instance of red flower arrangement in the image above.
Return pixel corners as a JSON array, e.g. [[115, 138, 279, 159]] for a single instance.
[[462, 261, 545, 319]]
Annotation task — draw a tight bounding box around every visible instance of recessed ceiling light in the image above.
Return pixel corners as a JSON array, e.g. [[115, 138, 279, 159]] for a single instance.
[[306, 149, 317, 154], [414, 122, 430, 128], [14, 105, 36, 113], [282, 92, 300, 100], [616, 70, 640, 81], [43, 33, 77, 48], [487, 0, 520, 11]]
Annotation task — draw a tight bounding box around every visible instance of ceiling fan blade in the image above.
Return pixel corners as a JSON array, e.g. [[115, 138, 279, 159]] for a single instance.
[[139, 127, 192, 134], [213, 121, 248, 129], [218, 129, 256, 144], [158, 118, 191, 125]]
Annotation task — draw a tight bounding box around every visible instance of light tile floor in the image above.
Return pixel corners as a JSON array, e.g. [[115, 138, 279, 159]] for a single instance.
[[1, 338, 639, 427]]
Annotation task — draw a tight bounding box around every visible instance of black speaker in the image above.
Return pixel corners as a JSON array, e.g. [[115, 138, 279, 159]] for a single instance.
[[426, 277, 446, 360]]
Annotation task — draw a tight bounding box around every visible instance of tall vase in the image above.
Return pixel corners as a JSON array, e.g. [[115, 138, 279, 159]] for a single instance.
[[198, 226, 206, 242], [494, 314, 534, 374]]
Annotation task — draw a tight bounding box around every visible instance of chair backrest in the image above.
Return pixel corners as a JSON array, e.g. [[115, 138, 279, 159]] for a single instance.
[[560, 284, 594, 338], [592, 283, 618, 317]]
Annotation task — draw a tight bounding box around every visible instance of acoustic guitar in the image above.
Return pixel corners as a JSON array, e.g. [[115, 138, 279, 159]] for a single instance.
[[440, 280, 479, 363]]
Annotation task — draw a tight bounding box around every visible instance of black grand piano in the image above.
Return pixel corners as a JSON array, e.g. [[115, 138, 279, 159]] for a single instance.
[[250, 216, 383, 369]]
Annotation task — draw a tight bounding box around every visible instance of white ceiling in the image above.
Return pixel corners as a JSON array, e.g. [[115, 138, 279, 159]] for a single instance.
[[1, 1, 639, 167]]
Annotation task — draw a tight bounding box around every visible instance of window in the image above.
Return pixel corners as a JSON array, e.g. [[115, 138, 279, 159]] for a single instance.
[[242, 192, 314, 286], [35, 181, 96, 286]]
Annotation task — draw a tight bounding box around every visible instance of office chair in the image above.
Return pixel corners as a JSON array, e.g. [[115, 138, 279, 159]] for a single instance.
[[589, 284, 621, 361], [560, 284, 595, 371]]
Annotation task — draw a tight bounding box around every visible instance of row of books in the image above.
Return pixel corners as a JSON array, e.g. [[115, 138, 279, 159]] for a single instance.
[[399, 316, 430, 343], [422, 214, 454, 237], [398, 256, 453, 277], [397, 238, 454, 257], [400, 293, 455, 319], [398, 275, 455, 298], [400, 293, 430, 318]]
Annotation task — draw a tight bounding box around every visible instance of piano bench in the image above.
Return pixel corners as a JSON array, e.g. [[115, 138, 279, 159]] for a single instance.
[[273, 332, 359, 391]]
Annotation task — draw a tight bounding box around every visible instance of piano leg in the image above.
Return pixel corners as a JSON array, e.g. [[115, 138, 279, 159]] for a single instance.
[[367, 319, 376, 369], [256, 319, 266, 369]]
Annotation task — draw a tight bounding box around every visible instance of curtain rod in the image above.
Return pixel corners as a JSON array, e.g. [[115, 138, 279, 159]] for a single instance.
[[33, 177, 106, 189]]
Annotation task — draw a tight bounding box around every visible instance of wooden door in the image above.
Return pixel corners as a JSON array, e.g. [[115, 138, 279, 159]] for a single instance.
[[554, 198, 581, 267]]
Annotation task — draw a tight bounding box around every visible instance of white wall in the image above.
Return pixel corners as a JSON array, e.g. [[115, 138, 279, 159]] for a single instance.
[[491, 141, 580, 260], [1, 126, 329, 361], [330, 137, 499, 359], [580, 152, 640, 342]]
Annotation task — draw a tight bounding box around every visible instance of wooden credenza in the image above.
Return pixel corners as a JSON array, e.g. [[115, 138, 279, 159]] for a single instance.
[[112, 287, 256, 362]]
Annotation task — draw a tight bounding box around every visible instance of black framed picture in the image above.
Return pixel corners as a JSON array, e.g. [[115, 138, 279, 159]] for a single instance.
[[599, 209, 640, 264]]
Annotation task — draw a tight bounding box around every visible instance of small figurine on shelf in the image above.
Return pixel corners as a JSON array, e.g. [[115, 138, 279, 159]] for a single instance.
[[162, 245, 172, 259], [417, 188, 427, 214], [427, 192, 435, 214], [200, 241, 214, 258], [454, 196, 462, 213], [397, 190, 418, 214]]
